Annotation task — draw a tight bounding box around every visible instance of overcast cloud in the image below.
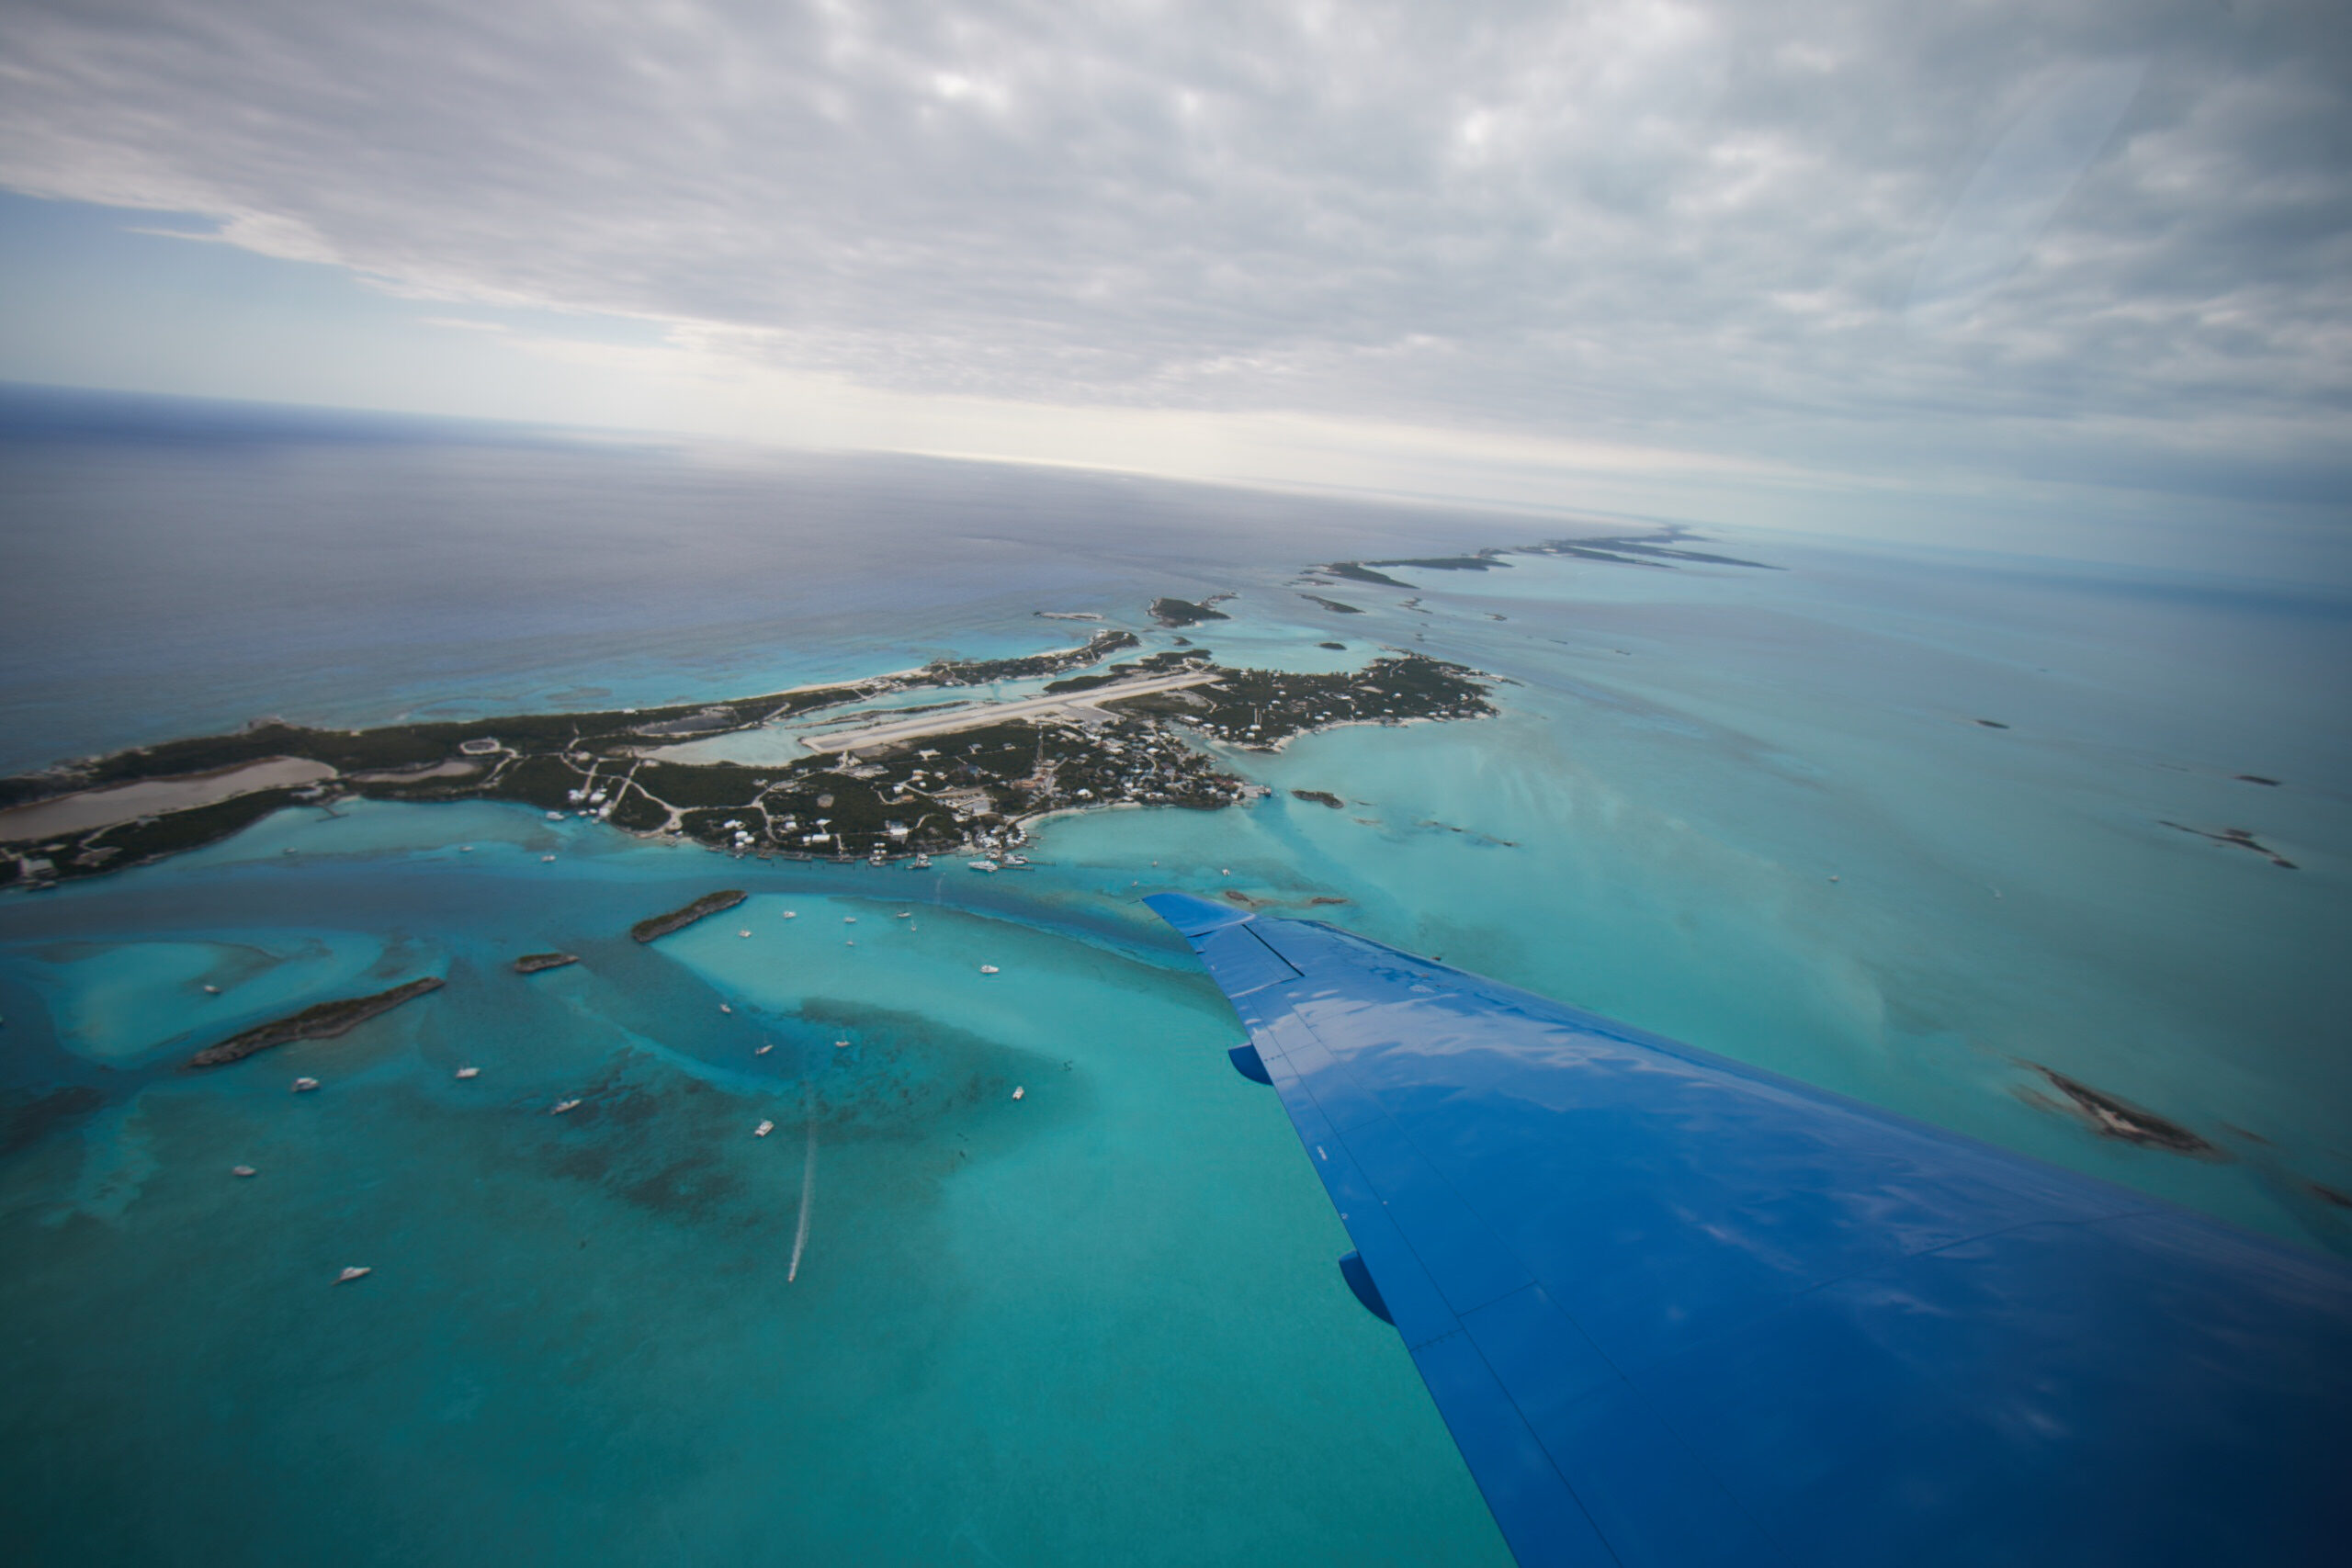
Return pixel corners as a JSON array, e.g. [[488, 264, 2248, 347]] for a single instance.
[[0, 0, 2346, 507]]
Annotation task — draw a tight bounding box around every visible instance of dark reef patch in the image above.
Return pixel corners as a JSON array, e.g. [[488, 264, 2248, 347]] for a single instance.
[[2160, 821, 2297, 870], [1, 1083, 107, 1157]]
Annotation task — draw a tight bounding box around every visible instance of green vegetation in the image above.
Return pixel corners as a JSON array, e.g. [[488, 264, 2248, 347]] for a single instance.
[[4, 627, 1493, 882], [1366, 554, 1509, 571], [1323, 562, 1413, 588], [1148, 597, 1228, 627], [924, 629, 1137, 685], [631, 890, 748, 943], [188, 976, 445, 1067], [1172, 654, 1493, 750]]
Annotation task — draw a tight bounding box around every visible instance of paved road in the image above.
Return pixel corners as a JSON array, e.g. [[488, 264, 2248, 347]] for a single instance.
[[799, 670, 1220, 754]]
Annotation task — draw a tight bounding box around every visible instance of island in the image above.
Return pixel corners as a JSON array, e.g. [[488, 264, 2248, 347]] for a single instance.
[[1, 611, 1497, 886], [1322, 562, 1414, 588], [1291, 789, 1344, 809], [187, 976, 445, 1068], [1148, 596, 1230, 627], [631, 891, 748, 943], [9, 531, 1775, 889], [514, 952, 581, 974], [2028, 1065, 2222, 1158]]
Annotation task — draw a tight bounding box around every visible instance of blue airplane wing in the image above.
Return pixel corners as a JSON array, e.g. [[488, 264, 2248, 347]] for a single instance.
[[1146, 892, 2351, 1568]]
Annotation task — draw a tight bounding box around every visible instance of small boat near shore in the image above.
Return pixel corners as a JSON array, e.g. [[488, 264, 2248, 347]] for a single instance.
[[232, 1165, 257, 1178], [291, 1077, 320, 1093], [968, 860, 999, 873], [979, 964, 1000, 976], [753, 1120, 775, 1137], [455, 1066, 481, 1079], [551, 1098, 582, 1114], [335, 1266, 371, 1285]]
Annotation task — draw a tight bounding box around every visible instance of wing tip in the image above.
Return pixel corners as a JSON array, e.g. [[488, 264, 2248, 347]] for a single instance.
[[1144, 890, 1253, 938]]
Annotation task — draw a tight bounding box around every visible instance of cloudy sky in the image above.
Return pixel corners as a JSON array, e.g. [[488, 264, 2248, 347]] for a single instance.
[[0, 0, 2346, 563]]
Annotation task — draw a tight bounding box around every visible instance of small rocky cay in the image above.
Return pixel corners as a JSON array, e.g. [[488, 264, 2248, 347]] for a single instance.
[[631, 889, 748, 943], [187, 976, 445, 1068], [514, 951, 580, 974]]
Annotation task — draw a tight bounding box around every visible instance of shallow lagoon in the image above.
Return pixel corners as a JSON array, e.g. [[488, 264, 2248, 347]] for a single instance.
[[1, 800, 1511, 1566], [3, 424, 2347, 1563]]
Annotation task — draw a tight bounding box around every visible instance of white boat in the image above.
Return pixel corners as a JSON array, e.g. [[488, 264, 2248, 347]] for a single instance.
[[755, 1043, 774, 1056], [232, 1165, 257, 1178], [1012, 1086, 1025, 1100], [202, 984, 220, 995], [455, 1066, 480, 1079], [753, 1120, 775, 1138], [541, 854, 557, 863], [291, 1077, 321, 1093], [911, 854, 932, 868], [335, 1266, 371, 1285], [833, 1038, 850, 1049], [843, 916, 856, 923], [968, 860, 1000, 873], [719, 1003, 732, 1014], [782, 909, 797, 919], [979, 964, 1001, 976], [545, 810, 566, 821], [738, 929, 752, 938], [551, 1099, 582, 1115], [895, 910, 911, 919]]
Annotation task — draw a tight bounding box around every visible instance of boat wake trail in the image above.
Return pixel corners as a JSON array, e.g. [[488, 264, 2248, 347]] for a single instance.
[[787, 1117, 817, 1283]]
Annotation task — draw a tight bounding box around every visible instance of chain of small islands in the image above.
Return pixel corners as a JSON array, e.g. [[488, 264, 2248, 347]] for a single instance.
[[0, 608, 1496, 889]]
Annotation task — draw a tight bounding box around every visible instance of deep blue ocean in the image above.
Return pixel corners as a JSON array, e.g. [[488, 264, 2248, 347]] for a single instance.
[[4, 388, 2346, 1565]]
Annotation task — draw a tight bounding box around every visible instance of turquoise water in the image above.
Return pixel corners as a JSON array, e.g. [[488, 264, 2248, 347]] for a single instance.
[[4, 415, 2348, 1563], [2, 802, 1510, 1565]]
